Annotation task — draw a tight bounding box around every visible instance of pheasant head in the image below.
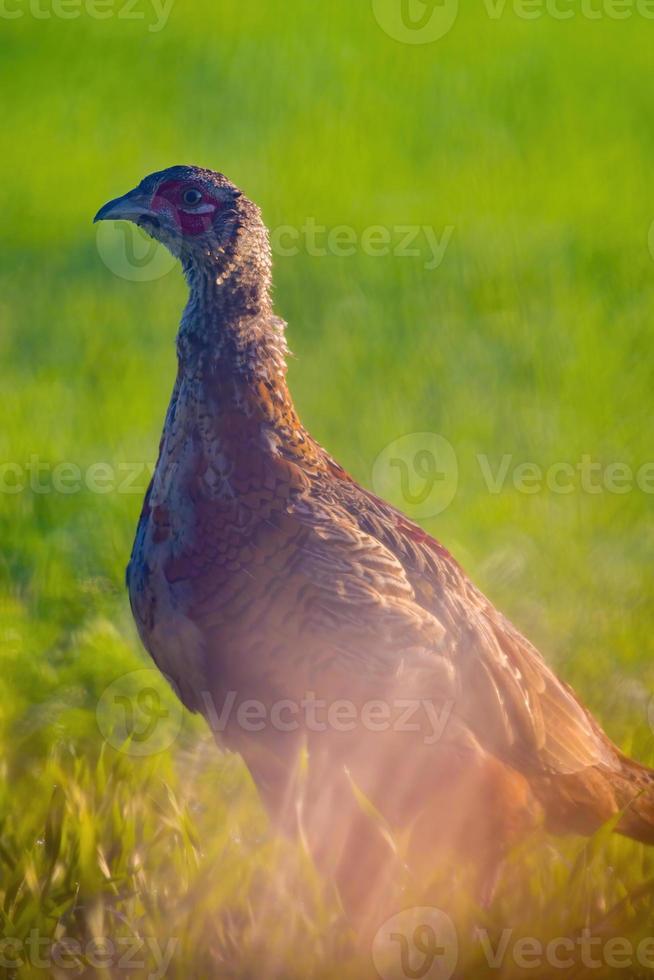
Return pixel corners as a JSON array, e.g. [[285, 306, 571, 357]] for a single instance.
[[95, 166, 273, 328]]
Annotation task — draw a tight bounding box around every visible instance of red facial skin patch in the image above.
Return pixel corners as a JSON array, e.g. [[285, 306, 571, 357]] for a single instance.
[[150, 179, 221, 237]]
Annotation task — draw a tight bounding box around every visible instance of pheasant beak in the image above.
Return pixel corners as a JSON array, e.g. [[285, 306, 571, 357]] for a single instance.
[[94, 188, 156, 225]]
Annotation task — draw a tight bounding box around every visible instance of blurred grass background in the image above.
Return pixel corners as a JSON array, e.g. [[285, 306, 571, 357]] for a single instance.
[[1, 0, 654, 975]]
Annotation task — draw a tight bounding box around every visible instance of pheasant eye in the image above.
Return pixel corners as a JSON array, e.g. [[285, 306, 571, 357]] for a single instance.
[[182, 188, 203, 207]]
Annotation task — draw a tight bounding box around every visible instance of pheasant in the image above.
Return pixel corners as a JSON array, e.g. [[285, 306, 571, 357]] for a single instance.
[[96, 166, 654, 926]]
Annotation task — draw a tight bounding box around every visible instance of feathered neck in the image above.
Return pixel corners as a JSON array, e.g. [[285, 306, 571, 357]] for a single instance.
[[176, 216, 289, 386]]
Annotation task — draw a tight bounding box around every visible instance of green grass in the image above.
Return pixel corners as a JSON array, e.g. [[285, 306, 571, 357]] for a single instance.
[[1, 0, 654, 975]]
